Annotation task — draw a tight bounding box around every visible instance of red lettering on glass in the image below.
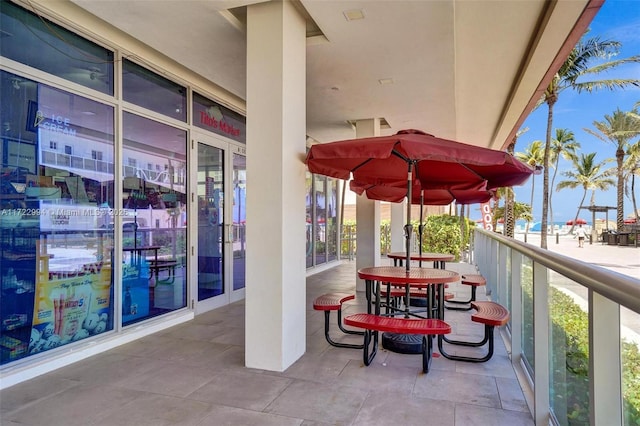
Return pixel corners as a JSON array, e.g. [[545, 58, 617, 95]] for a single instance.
[[199, 111, 241, 137]]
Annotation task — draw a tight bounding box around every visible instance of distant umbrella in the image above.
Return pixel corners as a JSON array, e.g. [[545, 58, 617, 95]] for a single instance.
[[566, 218, 587, 225]]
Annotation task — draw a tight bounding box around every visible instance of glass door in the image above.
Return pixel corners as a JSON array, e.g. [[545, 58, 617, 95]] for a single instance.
[[193, 134, 245, 312], [229, 151, 246, 301]]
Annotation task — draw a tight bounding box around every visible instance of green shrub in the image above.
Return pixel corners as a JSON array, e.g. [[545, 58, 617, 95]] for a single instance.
[[340, 221, 357, 256], [418, 214, 475, 261], [341, 215, 476, 260]]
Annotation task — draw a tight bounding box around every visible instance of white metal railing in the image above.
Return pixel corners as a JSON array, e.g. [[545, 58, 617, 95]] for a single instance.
[[474, 229, 640, 426]]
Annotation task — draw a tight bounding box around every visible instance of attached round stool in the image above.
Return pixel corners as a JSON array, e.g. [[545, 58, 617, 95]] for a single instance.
[[445, 274, 486, 311]]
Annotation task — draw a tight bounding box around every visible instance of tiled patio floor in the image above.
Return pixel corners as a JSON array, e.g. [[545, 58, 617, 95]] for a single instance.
[[1, 261, 533, 425]]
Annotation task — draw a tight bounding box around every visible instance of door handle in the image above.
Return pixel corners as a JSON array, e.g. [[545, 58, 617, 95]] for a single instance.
[[225, 224, 233, 243]]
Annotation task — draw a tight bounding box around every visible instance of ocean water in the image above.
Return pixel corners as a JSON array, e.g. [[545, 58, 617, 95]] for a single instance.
[[516, 221, 588, 233]]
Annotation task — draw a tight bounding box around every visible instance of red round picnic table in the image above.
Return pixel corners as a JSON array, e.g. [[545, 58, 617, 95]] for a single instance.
[[357, 266, 459, 354], [387, 251, 455, 269], [357, 266, 459, 318]]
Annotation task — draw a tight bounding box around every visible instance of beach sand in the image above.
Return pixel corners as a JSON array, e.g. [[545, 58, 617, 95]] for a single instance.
[[514, 233, 640, 344], [514, 233, 639, 280]]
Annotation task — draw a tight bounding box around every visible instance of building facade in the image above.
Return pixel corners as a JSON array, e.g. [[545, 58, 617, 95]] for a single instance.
[[1, 0, 339, 386]]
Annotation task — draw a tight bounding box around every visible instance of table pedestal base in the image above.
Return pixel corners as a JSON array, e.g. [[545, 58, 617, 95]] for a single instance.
[[409, 297, 428, 307], [382, 332, 424, 354]]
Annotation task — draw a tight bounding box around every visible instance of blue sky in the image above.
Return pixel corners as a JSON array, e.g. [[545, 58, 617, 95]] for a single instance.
[[508, 0, 640, 224]]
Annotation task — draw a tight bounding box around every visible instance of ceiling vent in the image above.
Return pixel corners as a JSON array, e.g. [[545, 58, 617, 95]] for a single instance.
[[347, 118, 391, 130]]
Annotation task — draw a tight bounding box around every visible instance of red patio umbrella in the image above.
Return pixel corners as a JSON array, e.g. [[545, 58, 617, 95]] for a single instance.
[[307, 130, 534, 190], [624, 217, 637, 224], [306, 129, 536, 271], [349, 179, 495, 206], [350, 179, 496, 262], [566, 218, 587, 225]]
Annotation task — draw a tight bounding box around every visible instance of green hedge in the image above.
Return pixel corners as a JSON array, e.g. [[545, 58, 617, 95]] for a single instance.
[[342, 214, 475, 260], [418, 215, 474, 260]]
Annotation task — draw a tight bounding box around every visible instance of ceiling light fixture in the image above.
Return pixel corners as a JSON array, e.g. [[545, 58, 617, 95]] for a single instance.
[[88, 66, 102, 81], [378, 78, 394, 85], [343, 9, 365, 21]]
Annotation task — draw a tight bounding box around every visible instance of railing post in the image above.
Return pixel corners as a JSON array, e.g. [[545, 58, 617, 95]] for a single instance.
[[496, 245, 508, 306], [510, 251, 523, 374], [589, 292, 622, 425], [533, 262, 550, 426]]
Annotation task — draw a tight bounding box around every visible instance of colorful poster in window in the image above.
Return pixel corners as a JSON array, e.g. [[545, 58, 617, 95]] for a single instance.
[[29, 264, 112, 355], [122, 260, 150, 324]]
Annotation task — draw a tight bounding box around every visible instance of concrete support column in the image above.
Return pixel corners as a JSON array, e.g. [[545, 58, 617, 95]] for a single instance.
[[390, 202, 405, 254], [355, 119, 381, 291], [245, 1, 306, 371]]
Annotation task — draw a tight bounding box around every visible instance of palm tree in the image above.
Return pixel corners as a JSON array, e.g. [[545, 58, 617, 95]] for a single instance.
[[629, 102, 640, 222], [549, 128, 580, 230], [624, 138, 640, 223], [584, 108, 640, 230], [556, 152, 614, 234], [491, 187, 513, 232], [516, 140, 544, 239], [492, 202, 533, 225], [504, 127, 528, 238], [538, 35, 640, 249]]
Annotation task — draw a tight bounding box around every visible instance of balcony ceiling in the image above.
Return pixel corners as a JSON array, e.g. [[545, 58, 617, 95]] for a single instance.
[[69, 0, 599, 149]]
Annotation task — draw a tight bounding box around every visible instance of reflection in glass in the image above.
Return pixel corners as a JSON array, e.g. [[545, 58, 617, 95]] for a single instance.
[[548, 272, 590, 425], [314, 175, 326, 265], [0, 71, 114, 365], [506, 249, 512, 321], [305, 173, 313, 268], [621, 307, 640, 425], [193, 92, 246, 143], [0, 1, 114, 95], [197, 144, 224, 300], [123, 60, 186, 122], [232, 154, 246, 291], [122, 112, 187, 325], [327, 179, 338, 262], [521, 257, 534, 372]]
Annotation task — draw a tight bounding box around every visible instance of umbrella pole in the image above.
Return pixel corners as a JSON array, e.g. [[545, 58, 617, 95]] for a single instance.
[[418, 191, 424, 267], [404, 163, 414, 272]]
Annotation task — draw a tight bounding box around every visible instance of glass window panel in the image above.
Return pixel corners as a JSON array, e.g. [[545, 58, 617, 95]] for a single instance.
[[327, 178, 338, 262], [306, 173, 313, 268], [314, 175, 326, 265], [192, 92, 246, 143], [621, 307, 640, 425], [0, 1, 114, 95], [123, 60, 186, 122], [506, 249, 512, 321], [197, 144, 224, 300], [521, 257, 534, 372], [1, 71, 115, 365], [122, 112, 187, 325], [232, 153, 246, 291], [548, 271, 590, 425]]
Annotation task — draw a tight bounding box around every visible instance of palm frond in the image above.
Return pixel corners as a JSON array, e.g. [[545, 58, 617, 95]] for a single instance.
[[573, 79, 640, 93]]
